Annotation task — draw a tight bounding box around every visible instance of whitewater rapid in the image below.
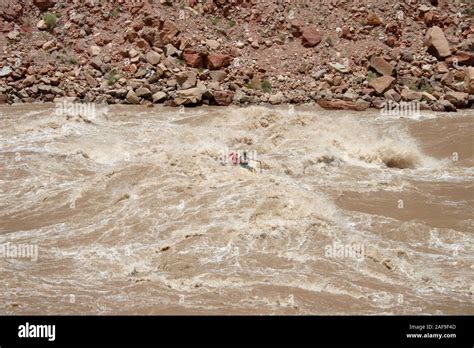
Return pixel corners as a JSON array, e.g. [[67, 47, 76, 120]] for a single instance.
[[0, 104, 472, 314]]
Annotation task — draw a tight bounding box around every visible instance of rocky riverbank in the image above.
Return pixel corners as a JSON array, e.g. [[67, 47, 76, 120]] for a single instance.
[[0, 0, 473, 111]]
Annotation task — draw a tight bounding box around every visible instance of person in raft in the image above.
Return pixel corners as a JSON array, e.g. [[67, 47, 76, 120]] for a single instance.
[[229, 151, 239, 166], [240, 151, 255, 172]]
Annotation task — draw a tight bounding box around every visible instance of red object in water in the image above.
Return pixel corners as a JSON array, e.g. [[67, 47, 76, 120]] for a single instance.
[[229, 152, 238, 165]]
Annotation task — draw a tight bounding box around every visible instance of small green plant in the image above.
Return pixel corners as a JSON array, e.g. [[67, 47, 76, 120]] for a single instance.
[[410, 81, 432, 94], [261, 79, 272, 93], [325, 36, 334, 47], [419, 82, 432, 93], [277, 31, 286, 42], [228, 20, 236, 28], [246, 80, 258, 90], [105, 71, 120, 85], [111, 6, 121, 18], [465, 7, 474, 15], [367, 71, 377, 82], [211, 17, 220, 26], [43, 12, 58, 30], [59, 49, 78, 65]]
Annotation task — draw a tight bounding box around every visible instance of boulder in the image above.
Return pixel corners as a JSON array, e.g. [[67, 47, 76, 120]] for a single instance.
[[0, 65, 12, 77], [206, 39, 220, 50], [425, 26, 451, 59], [152, 91, 167, 103], [176, 71, 197, 90], [0, 93, 8, 103], [384, 89, 401, 102], [183, 49, 205, 68], [209, 70, 227, 82], [401, 88, 422, 101], [318, 99, 369, 111], [269, 91, 285, 105], [159, 20, 179, 45], [465, 67, 474, 94], [301, 27, 322, 47], [369, 76, 395, 94], [174, 83, 207, 105], [36, 20, 47, 30], [213, 91, 234, 106], [445, 91, 468, 107], [33, 0, 55, 11], [126, 90, 140, 104], [89, 57, 102, 71], [207, 54, 233, 70], [146, 51, 161, 65], [366, 12, 383, 26], [445, 51, 474, 67], [164, 43, 179, 57], [369, 56, 394, 76], [135, 87, 152, 99], [437, 99, 456, 112]]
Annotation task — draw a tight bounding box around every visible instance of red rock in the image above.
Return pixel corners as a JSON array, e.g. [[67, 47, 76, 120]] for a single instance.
[[445, 91, 469, 107], [366, 12, 383, 26], [369, 76, 395, 94], [301, 27, 321, 47], [183, 49, 205, 68], [123, 64, 137, 74], [207, 54, 233, 70], [445, 51, 474, 67], [160, 20, 179, 45], [425, 26, 451, 59], [33, 0, 54, 11], [318, 99, 368, 111], [213, 91, 234, 106], [0, 93, 8, 103], [135, 39, 150, 51], [369, 56, 394, 76]]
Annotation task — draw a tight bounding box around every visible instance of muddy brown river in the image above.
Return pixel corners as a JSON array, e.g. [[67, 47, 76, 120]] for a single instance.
[[0, 104, 472, 314]]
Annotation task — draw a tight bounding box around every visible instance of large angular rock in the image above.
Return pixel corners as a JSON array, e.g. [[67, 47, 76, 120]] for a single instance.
[[126, 90, 140, 104], [366, 12, 383, 26], [445, 51, 474, 67], [33, 0, 55, 11], [269, 91, 285, 105], [301, 27, 321, 47], [159, 20, 179, 45], [213, 91, 234, 106], [369, 76, 395, 94], [89, 57, 102, 71], [445, 91, 468, 107], [146, 51, 161, 65], [174, 83, 207, 105], [425, 26, 451, 59], [384, 89, 401, 102], [164, 44, 179, 57], [207, 54, 233, 70], [209, 70, 227, 82], [183, 49, 205, 68], [0, 93, 8, 103], [152, 91, 167, 103], [176, 71, 197, 90], [0, 65, 12, 77], [318, 99, 369, 111], [401, 88, 422, 101], [135, 87, 152, 99], [465, 67, 474, 94], [369, 56, 394, 76]]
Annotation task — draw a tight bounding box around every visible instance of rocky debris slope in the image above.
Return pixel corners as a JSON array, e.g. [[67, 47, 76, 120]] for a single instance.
[[0, 0, 473, 111]]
